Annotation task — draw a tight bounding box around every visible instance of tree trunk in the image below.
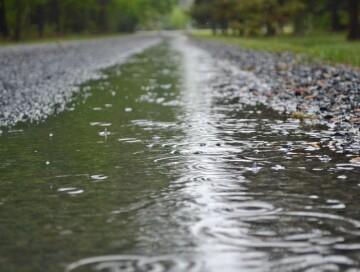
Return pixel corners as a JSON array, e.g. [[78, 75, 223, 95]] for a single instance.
[[13, 0, 23, 40], [98, 0, 108, 33], [35, 4, 45, 37], [211, 22, 217, 35], [0, 0, 9, 38], [266, 22, 276, 36], [0, 0, 8, 38], [49, 0, 59, 32], [265, 6, 276, 37], [347, 0, 360, 40], [220, 20, 228, 35], [330, 0, 344, 32], [294, 13, 304, 36], [52, 0, 65, 35], [331, 11, 342, 32]]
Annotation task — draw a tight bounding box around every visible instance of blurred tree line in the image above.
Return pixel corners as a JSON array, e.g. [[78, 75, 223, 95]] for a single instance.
[[191, 0, 360, 40], [0, 0, 177, 41]]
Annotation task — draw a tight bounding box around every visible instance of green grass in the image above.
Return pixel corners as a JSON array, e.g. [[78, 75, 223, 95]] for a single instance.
[[191, 30, 360, 68]]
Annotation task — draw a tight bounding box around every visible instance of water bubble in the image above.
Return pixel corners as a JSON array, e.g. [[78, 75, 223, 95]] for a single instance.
[[99, 128, 111, 137], [118, 137, 141, 143], [156, 97, 165, 104], [272, 164, 285, 170], [160, 84, 172, 89], [58, 187, 77, 192], [319, 155, 331, 163], [250, 162, 261, 173], [58, 187, 84, 195], [337, 175, 347, 180], [90, 122, 111, 127], [68, 190, 84, 195], [65, 255, 200, 272], [91, 175, 108, 181], [152, 136, 161, 141], [146, 143, 154, 148]]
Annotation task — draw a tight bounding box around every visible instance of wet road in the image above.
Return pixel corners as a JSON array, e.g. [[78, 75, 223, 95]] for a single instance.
[[0, 34, 160, 127], [0, 34, 360, 272]]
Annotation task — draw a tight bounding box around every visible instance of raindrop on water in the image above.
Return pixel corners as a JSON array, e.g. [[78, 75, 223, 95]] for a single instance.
[[272, 164, 285, 170], [91, 175, 108, 181], [337, 175, 347, 180], [320, 155, 331, 163], [250, 162, 261, 173], [99, 128, 111, 137]]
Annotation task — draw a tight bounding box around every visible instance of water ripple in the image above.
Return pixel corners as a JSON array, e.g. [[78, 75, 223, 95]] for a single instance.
[[66, 255, 201, 272]]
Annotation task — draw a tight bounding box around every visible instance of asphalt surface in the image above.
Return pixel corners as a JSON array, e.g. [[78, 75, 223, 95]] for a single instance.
[[0, 34, 161, 127]]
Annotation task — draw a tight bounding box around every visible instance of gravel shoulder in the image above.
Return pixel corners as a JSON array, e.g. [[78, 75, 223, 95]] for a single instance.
[[192, 38, 360, 154], [0, 34, 161, 127], [1, 34, 359, 154]]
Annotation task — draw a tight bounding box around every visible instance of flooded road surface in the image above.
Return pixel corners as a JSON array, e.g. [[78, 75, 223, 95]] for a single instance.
[[1, 35, 360, 272]]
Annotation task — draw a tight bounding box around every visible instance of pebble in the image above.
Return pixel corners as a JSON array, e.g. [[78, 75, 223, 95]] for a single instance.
[[192, 38, 360, 154], [0, 34, 161, 127]]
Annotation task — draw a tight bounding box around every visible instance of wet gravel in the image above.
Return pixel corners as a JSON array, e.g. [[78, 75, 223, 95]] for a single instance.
[[0, 34, 161, 127], [1, 34, 359, 154], [192, 38, 360, 154]]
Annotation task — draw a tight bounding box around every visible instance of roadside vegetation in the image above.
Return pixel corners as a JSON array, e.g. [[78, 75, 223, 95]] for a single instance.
[[0, 0, 183, 42], [192, 30, 360, 67], [190, 0, 360, 67]]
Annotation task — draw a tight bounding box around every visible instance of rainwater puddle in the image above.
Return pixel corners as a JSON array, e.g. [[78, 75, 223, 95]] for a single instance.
[[0, 35, 359, 272]]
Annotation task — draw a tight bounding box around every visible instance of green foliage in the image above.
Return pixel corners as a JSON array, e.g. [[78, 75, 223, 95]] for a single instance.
[[190, 0, 216, 29], [192, 30, 360, 67], [0, 0, 178, 40], [168, 7, 189, 29], [191, 0, 306, 35], [190, 0, 360, 40]]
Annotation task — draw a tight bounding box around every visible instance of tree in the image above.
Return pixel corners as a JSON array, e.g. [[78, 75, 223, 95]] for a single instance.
[[30, 0, 48, 37], [191, 0, 217, 34], [347, 0, 360, 40], [328, 0, 346, 32], [13, 0, 29, 40], [0, 0, 8, 38], [233, 0, 305, 36], [168, 7, 189, 29], [0, 0, 178, 41]]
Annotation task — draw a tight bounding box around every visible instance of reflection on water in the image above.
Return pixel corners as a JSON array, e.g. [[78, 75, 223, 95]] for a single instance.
[[0, 35, 359, 272]]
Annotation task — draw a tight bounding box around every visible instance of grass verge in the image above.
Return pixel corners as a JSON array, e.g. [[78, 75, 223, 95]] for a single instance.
[[191, 30, 360, 68]]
